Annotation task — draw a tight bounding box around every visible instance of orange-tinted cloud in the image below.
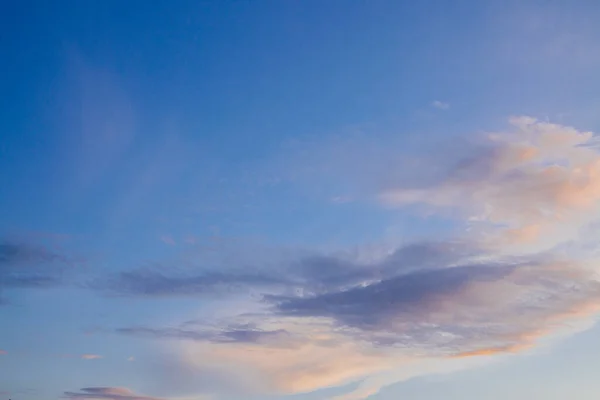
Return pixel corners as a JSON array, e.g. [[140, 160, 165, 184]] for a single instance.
[[380, 117, 600, 250], [113, 117, 600, 400], [181, 332, 397, 394], [451, 343, 532, 358]]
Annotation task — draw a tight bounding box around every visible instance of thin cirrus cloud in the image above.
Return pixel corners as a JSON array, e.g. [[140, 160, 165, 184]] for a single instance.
[[0, 240, 75, 304], [95, 241, 479, 298], [97, 117, 600, 398], [81, 354, 103, 360], [63, 387, 162, 400], [108, 249, 600, 395], [118, 326, 294, 347], [431, 100, 450, 110]]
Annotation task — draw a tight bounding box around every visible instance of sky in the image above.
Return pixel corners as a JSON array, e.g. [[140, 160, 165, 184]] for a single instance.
[[3, 0, 600, 399]]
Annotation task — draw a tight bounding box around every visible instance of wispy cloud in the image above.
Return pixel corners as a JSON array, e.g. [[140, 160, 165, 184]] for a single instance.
[[118, 326, 295, 347], [64, 387, 161, 400], [95, 241, 478, 297], [81, 354, 103, 360], [94, 117, 600, 399], [92, 268, 288, 298], [116, 245, 600, 351], [0, 349, 7, 355], [0, 240, 75, 303], [113, 243, 600, 397], [432, 100, 450, 110], [270, 258, 600, 355]]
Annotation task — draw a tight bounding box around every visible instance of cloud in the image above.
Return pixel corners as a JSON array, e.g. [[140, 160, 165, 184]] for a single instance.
[[178, 334, 398, 395], [432, 100, 450, 110], [93, 269, 288, 298], [270, 257, 600, 355], [99, 117, 600, 398], [81, 354, 103, 360], [114, 245, 600, 397], [380, 117, 600, 249], [0, 241, 71, 271], [0, 240, 75, 303], [118, 326, 295, 347], [63, 388, 161, 400], [0, 349, 6, 355], [127, 356, 135, 361], [94, 241, 478, 298]]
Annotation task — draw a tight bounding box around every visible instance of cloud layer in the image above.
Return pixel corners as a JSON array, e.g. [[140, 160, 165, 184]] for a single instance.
[[97, 117, 600, 398], [0, 240, 76, 304], [64, 387, 162, 400], [380, 117, 600, 249]]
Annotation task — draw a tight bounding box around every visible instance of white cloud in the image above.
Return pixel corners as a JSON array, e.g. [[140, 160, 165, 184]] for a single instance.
[[115, 116, 600, 400], [432, 100, 450, 110], [81, 354, 103, 360]]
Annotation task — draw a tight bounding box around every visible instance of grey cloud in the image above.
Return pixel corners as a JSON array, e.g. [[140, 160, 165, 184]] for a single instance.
[[63, 387, 162, 400], [93, 269, 288, 297], [0, 241, 69, 267], [95, 241, 479, 298], [1, 275, 61, 288], [269, 258, 600, 354], [285, 242, 473, 292], [117, 325, 294, 347], [0, 241, 74, 301], [100, 236, 600, 356], [270, 263, 518, 327]]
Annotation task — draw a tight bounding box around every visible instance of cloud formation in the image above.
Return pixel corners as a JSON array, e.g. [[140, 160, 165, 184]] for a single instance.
[[432, 100, 450, 110], [178, 333, 397, 395], [118, 325, 295, 347], [271, 258, 600, 355], [64, 388, 161, 400], [116, 247, 600, 351], [97, 241, 477, 298], [107, 117, 600, 398], [81, 354, 103, 360], [94, 269, 287, 297], [0, 240, 75, 303], [380, 117, 600, 249], [114, 246, 600, 397]]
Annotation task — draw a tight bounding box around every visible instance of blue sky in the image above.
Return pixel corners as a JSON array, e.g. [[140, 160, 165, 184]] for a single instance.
[[3, 1, 600, 399]]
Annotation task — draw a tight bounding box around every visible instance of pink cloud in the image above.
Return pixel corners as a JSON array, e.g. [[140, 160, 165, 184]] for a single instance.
[[380, 117, 600, 250]]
